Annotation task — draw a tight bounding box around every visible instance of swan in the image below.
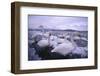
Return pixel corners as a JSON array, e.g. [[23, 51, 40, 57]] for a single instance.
[[37, 34, 58, 48], [81, 37, 88, 41], [37, 38, 58, 48], [36, 32, 88, 58], [51, 34, 76, 55], [51, 33, 88, 58], [57, 38, 65, 44], [37, 39, 49, 48], [51, 41, 75, 56]]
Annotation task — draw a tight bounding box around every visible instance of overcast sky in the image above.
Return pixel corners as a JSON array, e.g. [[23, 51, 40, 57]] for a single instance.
[[28, 15, 88, 31]]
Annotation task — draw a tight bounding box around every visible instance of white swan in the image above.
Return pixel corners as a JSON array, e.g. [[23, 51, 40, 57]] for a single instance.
[[37, 33, 88, 58], [37, 39, 49, 48], [51, 34, 76, 56], [51, 33, 87, 57], [51, 42, 75, 56], [37, 39, 58, 48]]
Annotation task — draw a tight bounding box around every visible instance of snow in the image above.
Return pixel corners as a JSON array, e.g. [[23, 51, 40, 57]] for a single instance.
[[72, 47, 87, 57]]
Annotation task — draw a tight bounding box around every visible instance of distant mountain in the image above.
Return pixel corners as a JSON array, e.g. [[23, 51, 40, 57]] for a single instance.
[[64, 29, 87, 32], [28, 28, 87, 32]]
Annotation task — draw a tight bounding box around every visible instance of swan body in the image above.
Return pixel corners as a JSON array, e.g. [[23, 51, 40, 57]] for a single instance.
[[51, 42, 75, 56], [37, 39, 49, 47]]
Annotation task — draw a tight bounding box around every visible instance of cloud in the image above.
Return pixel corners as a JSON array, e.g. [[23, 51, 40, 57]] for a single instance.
[[28, 15, 88, 31]]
